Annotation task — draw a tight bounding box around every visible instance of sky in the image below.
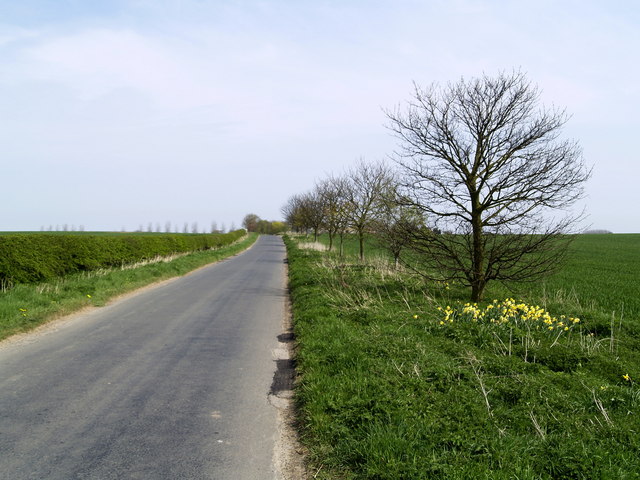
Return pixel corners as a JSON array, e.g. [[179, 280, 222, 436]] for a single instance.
[[1, 0, 638, 233]]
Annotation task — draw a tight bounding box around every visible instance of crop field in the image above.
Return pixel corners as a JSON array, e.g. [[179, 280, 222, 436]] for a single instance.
[[0, 231, 257, 341], [286, 233, 640, 479]]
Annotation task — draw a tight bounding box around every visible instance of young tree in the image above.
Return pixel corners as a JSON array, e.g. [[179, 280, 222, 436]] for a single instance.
[[386, 71, 590, 301], [281, 195, 302, 233], [300, 191, 326, 241], [316, 175, 350, 253], [344, 159, 395, 261], [281, 192, 325, 240], [374, 194, 427, 269]]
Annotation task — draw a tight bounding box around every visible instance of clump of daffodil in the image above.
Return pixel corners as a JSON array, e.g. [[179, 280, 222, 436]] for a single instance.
[[436, 305, 455, 323], [436, 298, 580, 336]]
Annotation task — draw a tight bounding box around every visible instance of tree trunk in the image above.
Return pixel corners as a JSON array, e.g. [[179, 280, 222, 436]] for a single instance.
[[328, 232, 334, 251], [358, 231, 365, 261], [470, 191, 485, 302]]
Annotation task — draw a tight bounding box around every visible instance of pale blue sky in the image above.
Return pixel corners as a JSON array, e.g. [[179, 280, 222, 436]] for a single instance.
[[1, 0, 638, 232]]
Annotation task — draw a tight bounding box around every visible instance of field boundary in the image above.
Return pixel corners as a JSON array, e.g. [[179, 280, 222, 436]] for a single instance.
[[0, 233, 258, 343]]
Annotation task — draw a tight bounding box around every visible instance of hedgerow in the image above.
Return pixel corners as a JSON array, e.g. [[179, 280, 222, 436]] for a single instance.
[[0, 230, 245, 285]]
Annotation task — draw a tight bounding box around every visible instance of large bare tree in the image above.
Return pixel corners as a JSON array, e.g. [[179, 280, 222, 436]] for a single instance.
[[386, 71, 590, 301]]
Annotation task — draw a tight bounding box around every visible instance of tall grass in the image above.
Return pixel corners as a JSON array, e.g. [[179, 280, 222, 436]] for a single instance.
[[0, 233, 258, 341], [286, 234, 640, 479]]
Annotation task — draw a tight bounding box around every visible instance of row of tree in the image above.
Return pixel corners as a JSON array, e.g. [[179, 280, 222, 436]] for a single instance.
[[134, 221, 236, 234], [242, 214, 287, 235], [281, 160, 411, 262], [282, 71, 591, 301], [40, 222, 237, 234]]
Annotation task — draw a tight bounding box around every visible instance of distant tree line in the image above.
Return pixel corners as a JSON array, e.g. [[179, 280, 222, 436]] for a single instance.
[[39, 222, 237, 234], [242, 214, 287, 235], [282, 71, 590, 301]]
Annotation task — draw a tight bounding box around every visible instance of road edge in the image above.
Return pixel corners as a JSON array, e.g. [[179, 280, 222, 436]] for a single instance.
[[270, 255, 309, 480]]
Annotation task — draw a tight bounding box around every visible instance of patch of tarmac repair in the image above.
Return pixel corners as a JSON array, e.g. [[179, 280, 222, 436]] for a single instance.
[[269, 279, 309, 480]]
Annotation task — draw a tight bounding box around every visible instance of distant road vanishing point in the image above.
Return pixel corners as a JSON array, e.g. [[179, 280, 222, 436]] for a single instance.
[[0, 235, 287, 479]]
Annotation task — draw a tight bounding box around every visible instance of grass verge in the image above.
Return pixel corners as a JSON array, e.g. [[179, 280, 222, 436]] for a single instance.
[[0, 233, 258, 341], [286, 234, 640, 479]]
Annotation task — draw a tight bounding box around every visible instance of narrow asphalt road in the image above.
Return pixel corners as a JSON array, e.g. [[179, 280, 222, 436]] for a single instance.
[[0, 235, 287, 479]]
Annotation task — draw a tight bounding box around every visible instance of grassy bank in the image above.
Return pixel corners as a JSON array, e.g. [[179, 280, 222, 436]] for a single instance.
[[286, 234, 640, 479], [0, 233, 258, 341]]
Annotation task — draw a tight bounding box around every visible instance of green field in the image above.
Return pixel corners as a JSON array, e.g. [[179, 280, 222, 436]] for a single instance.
[[521, 234, 640, 318], [286, 233, 640, 479]]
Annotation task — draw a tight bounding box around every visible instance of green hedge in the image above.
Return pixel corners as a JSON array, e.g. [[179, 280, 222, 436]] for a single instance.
[[0, 230, 246, 285]]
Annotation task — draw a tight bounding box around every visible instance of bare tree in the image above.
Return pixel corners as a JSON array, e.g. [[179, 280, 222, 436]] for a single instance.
[[344, 159, 395, 261], [300, 191, 326, 241], [374, 192, 427, 269], [282, 194, 309, 234], [316, 175, 350, 253], [281, 192, 325, 240], [386, 71, 590, 301], [242, 213, 260, 232]]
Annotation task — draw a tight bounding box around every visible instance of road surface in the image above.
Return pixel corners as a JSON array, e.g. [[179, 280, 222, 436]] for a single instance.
[[0, 235, 288, 479]]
